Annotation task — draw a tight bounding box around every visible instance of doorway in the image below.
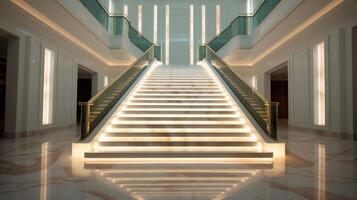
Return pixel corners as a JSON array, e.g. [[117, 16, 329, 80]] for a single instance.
[[352, 26, 357, 140], [270, 64, 288, 119], [76, 67, 93, 124], [0, 34, 7, 136]]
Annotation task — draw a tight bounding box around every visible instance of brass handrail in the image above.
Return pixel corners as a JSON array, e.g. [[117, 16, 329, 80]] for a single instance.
[[204, 46, 278, 140], [206, 46, 269, 104]]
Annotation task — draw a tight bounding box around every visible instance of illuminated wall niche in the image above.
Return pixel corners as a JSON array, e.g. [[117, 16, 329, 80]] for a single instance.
[[201, 5, 206, 45], [123, 5, 128, 16], [165, 5, 170, 65], [216, 5, 221, 36], [138, 5, 142, 34], [104, 76, 108, 87], [313, 42, 326, 126], [251, 75, 257, 89], [190, 4, 194, 65], [153, 5, 158, 45], [247, 0, 253, 14], [42, 48, 55, 125]]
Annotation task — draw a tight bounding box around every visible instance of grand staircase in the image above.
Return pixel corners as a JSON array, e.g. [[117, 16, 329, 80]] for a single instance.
[[73, 63, 284, 200], [86, 64, 272, 161]]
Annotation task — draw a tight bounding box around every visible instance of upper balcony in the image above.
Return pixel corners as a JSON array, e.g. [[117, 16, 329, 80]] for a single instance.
[[59, 0, 156, 65], [208, 0, 341, 67]]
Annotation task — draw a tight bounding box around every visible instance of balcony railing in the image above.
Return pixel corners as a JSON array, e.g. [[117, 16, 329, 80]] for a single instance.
[[79, 0, 153, 52], [79, 46, 155, 139], [208, 0, 281, 52], [202, 46, 278, 140]]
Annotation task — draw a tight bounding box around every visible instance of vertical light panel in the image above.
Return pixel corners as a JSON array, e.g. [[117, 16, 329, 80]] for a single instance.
[[201, 5, 206, 45], [153, 5, 158, 45], [40, 142, 48, 200], [190, 4, 194, 65], [104, 76, 108, 87], [138, 5, 143, 34], [318, 144, 326, 200], [251, 76, 257, 89], [108, 0, 112, 13], [165, 5, 170, 65], [313, 42, 325, 126], [216, 5, 221, 36], [42, 48, 54, 125], [247, 0, 253, 14], [124, 5, 128, 16]]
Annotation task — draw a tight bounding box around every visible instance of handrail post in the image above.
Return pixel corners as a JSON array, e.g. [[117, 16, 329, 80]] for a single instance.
[[199, 45, 207, 60], [79, 102, 92, 140], [266, 102, 279, 139], [154, 45, 162, 61]]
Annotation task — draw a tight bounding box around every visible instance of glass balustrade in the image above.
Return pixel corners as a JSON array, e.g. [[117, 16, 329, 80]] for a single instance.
[[204, 46, 278, 139], [208, 0, 281, 52], [79, 0, 153, 52]]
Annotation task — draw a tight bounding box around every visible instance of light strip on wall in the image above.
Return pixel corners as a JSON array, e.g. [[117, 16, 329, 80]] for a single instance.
[[104, 76, 109, 87], [216, 5, 221, 36], [190, 4, 194, 65], [165, 5, 170, 65], [124, 4, 128, 17], [138, 5, 143, 34], [42, 48, 54, 125], [251, 76, 257, 89], [201, 5, 206, 45], [108, 0, 113, 14], [313, 42, 325, 126], [247, 0, 253, 14], [153, 5, 158, 45]]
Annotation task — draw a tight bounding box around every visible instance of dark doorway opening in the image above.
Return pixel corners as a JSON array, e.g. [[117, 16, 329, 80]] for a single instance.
[[352, 26, 357, 140], [0, 33, 8, 136], [270, 65, 288, 119], [77, 67, 93, 124]]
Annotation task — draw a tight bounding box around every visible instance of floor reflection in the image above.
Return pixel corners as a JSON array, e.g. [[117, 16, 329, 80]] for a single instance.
[[317, 144, 325, 200], [1, 125, 357, 200], [40, 142, 48, 200], [90, 163, 265, 200]]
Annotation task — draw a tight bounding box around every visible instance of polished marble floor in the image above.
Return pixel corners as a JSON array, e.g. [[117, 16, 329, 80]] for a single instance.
[[0, 121, 356, 200]]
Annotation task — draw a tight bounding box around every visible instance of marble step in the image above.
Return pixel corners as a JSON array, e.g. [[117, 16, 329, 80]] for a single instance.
[[120, 109, 237, 115], [125, 104, 232, 109], [85, 152, 272, 159], [138, 87, 221, 90], [104, 128, 251, 134], [96, 141, 257, 147], [94, 179, 244, 184], [109, 124, 245, 129], [132, 95, 226, 99], [84, 162, 273, 170], [103, 132, 252, 137], [98, 136, 255, 142], [129, 99, 228, 103], [102, 171, 253, 178], [116, 117, 240, 121], [135, 91, 223, 94]]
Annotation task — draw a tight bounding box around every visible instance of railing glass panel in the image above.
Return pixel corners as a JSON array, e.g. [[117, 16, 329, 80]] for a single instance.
[[79, 46, 155, 139]]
